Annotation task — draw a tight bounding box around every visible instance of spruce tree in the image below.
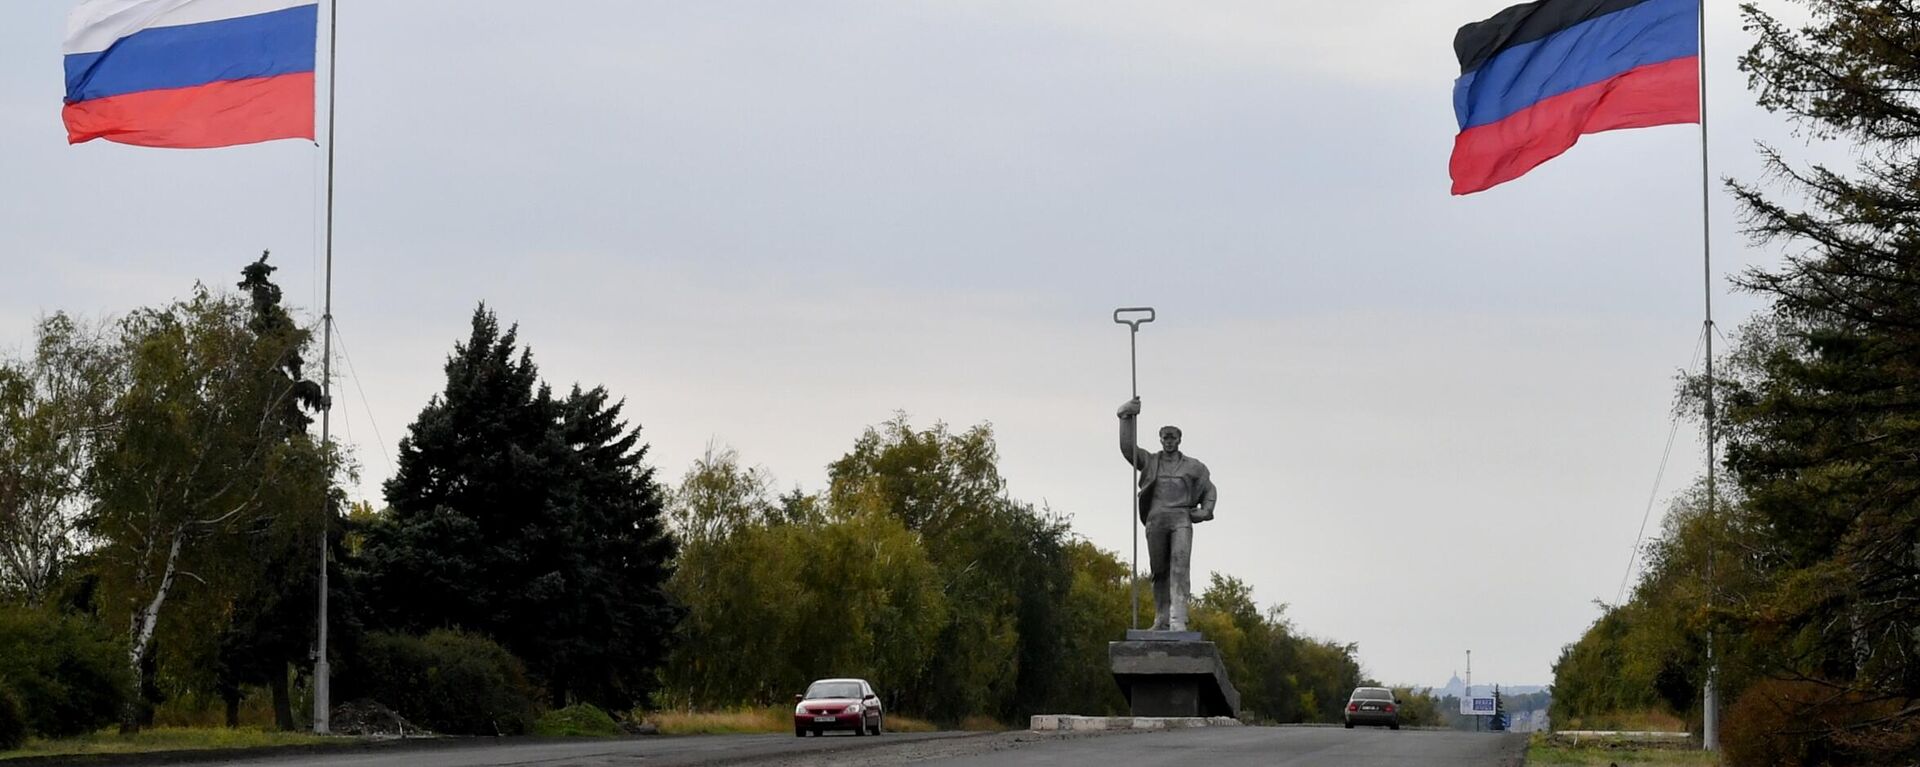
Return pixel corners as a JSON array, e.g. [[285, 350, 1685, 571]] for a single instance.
[[214, 252, 328, 730], [540, 385, 681, 708], [357, 305, 679, 709]]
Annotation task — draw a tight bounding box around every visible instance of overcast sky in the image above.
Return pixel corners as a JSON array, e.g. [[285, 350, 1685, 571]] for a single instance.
[[2, 1, 1834, 689]]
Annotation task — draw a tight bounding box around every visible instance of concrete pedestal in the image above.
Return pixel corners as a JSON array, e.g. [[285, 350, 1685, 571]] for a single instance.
[[1109, 633, 1240, 719]]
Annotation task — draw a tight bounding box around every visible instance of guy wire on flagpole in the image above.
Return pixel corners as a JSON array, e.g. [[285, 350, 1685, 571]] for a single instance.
[[313, 0, 338, 737], [1697, 0, 1719, 752]]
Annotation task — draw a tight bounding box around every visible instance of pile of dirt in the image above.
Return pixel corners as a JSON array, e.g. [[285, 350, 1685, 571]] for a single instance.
[[330, 699, 431, 738]]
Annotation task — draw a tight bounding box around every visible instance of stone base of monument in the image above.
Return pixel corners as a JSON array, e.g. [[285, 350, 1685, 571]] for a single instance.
[[1109, 633, 1240, 719], [1028, 715, 1242, 732]]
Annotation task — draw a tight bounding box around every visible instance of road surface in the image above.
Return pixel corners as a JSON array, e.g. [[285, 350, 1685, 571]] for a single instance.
[[920, 727, 1528, 767], [133, 727, 1526, 766]]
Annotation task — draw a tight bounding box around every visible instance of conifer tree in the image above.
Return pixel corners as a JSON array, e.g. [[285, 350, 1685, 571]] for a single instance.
[[214, 253, 327, 730], [1715, 1, 1920, 754], [357, 305, 680, 709]]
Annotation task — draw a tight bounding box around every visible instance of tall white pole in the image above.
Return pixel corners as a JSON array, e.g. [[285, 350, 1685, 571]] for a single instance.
[[1697, 0, 1719, 751], [312, 0, 338, 736]]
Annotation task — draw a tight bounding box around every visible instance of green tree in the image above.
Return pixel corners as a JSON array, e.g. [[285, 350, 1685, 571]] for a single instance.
[[656, 418, 1382, 726], [83, 283, 327, 731], [660, 446, 946, 711], [1549, 481, 1763, 730], [538, 383, 682, 708], [1390, 687, 1442, 728], [825, 416, 1072, 722], [669, 443, 778, 547], [212, 253, 329, 730], [1288, 636, 1366, 723], [1693, 1, 1920, 752], [358, 305, 681, 710], [1048, 540, 1130, 716], [658, 445, 787, 708], [0, 605, 130, 738], [0, 314, 119, 605]]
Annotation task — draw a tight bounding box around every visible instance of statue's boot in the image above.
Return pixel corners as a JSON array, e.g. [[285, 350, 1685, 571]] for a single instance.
[[1151, 575, 1172, 631]]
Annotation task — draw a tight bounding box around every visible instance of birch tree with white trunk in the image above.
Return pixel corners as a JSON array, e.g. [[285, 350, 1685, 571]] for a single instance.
[[0, 313, 121, 605], [81, 287, 327, 731]]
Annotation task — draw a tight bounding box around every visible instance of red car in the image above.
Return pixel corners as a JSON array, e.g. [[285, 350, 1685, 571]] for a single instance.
[[793, 678, 884, 737]]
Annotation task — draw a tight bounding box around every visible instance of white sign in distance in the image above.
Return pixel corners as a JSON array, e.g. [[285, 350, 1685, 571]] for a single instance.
[[1463, 696, 1496, 715]]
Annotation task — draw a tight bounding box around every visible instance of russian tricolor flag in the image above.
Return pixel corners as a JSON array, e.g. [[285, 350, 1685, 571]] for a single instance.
[[1450, 0, 1701, 195], [63, 0, 318, 149]]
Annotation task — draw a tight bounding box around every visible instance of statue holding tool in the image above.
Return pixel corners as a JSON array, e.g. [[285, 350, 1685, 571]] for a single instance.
[[1103, 307, 1239, 721], [1116, 396, 1216, 632], [1109, 307, 1218, 634]]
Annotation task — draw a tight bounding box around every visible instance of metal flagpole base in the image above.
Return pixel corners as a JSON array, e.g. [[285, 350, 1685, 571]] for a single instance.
[[313, 657, 331, 734]]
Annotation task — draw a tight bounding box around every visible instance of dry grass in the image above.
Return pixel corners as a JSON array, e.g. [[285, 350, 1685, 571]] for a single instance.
[[1528, 733, 1719, 766], [885, 715, 939, 733], [956, 715, 1010, 732], [644, 707, 793, 735], [1557, 710, 1689, 733], [0, 727, 346, 761]]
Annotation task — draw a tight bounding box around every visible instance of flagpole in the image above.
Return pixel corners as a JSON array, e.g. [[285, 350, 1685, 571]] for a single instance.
[[1697, 0, 1719, 752], [312, 0, 338, 737]]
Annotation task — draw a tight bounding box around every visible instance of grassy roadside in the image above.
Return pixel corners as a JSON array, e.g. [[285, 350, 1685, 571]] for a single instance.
[[1526, 733, 1720, 766], [1551, 711, 1688, 732], [0, 727, 349, 761]]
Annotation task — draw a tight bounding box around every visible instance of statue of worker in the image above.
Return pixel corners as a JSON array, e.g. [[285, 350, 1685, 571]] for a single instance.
[[1116, 396, 1217, 632]]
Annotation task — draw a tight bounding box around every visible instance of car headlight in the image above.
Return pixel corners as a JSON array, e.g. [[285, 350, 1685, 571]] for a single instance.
[[795, 704, 808, 715], [846, 704, 863, 714]]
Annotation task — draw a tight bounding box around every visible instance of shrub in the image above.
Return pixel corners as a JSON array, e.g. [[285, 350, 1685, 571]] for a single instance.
[[533, 703, 621, 737], [0, 686, 26, 751], [0, 606, 129, 738], [341, 629, 537, 735], [1722, 677, 1905, 767]]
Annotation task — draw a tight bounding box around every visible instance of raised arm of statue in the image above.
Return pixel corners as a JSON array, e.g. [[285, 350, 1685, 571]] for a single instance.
[[1117, 397, 1150, 469]]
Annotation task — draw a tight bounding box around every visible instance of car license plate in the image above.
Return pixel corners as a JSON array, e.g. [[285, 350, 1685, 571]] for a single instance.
[[813, 716, 835, 722], [1364, 704, 1380, 710]]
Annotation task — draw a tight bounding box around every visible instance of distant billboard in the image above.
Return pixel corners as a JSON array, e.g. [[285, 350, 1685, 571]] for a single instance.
[[1463, 695, 1496, 715]]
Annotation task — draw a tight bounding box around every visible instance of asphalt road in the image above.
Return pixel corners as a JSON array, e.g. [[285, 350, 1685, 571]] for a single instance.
[[129, 727, 1526, 767], [135, 731, 978, 767], [925, 727, 1529, 767]]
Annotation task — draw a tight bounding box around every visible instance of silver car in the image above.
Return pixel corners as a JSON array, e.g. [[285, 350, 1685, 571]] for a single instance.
[[1343, 686, 1400, 730]]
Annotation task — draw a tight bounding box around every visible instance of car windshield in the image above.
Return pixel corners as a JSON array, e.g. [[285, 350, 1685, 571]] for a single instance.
[[1352, 688, 1393, 701], [806, 682, 863, 699]]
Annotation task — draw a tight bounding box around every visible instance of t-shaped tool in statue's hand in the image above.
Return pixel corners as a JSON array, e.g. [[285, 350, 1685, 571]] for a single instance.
[[1112, 306, 1155, 629], [1112, 307, 1155, 400]]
